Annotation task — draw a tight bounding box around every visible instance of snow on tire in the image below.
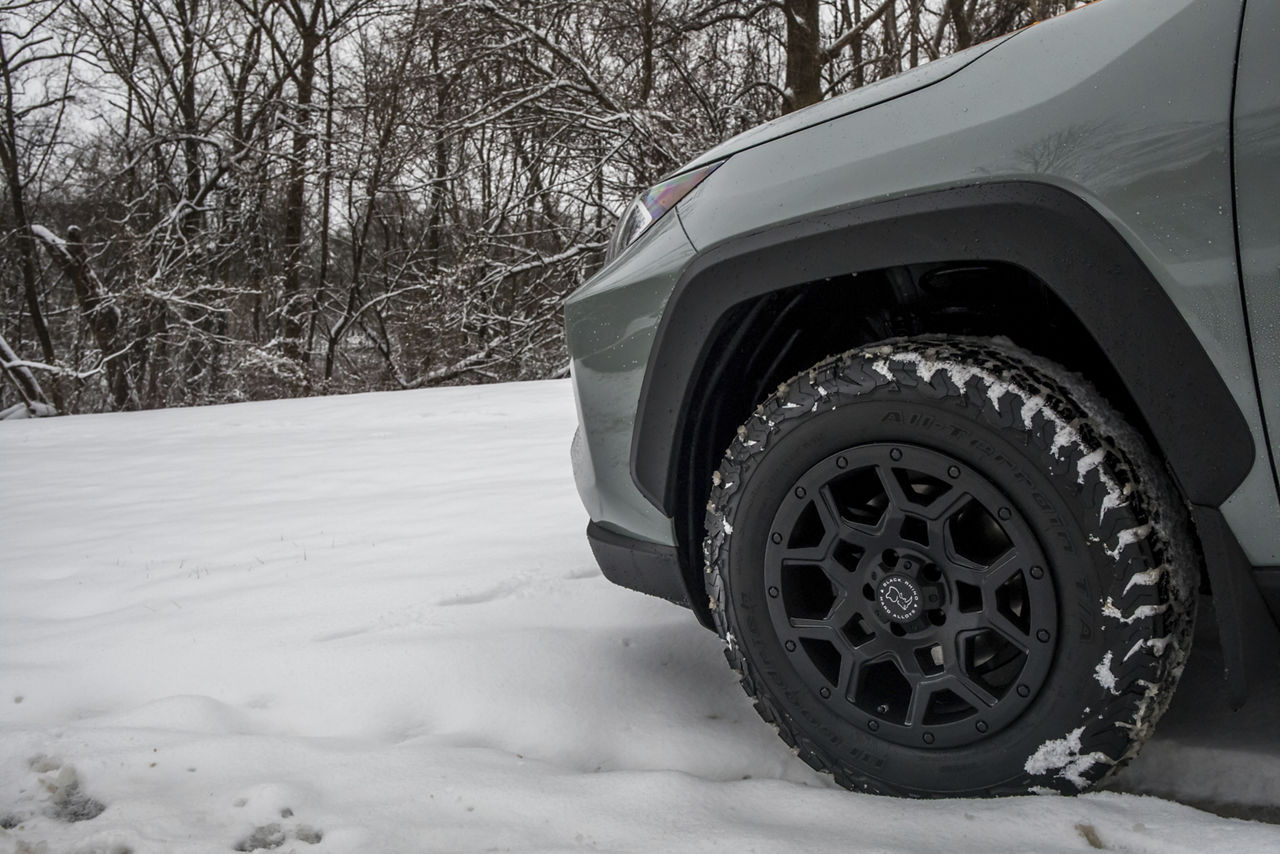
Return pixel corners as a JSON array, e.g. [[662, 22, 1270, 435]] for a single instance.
[[703, 336, 1196, 797]]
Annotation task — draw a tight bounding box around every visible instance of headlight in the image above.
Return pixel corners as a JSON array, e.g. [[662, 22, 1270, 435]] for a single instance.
[[606, 160, 724, 262]]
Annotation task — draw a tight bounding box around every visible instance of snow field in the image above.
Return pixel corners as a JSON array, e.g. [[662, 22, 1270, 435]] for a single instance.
[[1, 379, 1277, 852]]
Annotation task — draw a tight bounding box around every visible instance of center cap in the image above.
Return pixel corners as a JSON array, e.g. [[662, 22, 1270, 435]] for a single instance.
[[877, 574, 923, 622]]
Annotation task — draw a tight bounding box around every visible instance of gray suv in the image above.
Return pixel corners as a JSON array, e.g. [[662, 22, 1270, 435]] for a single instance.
[[564, 0, 1279, 797]]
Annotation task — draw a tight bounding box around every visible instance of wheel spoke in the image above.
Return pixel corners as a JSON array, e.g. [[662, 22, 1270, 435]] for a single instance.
[[819, 483, 884, 542], [875, 464, 913, 525], [835, 653, 858, 700], [789, 617, 839, 639], [920, 486, 972, 524], [979, 608, 1032, 648], [976, 550, 1023, 591], [779, 559, 850, 601], [904, 677, 932, 727], [923, 489, 972, 553], [825, 591, 860, 627], [774, 483, 846, 562], [812, 482, 843, 530], [778, 543, 828, 562], [944, 610, 987, 635], [848, 629, 889, 661], [947, 673, 1000, 710]]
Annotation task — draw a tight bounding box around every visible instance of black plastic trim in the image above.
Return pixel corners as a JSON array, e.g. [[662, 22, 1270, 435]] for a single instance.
[[634, 182, 1255, 517], [586, 522, 689, 608], [1190, 506, 1280, 709]]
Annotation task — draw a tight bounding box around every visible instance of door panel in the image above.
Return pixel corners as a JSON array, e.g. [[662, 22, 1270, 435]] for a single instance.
[[1233, 0, 1280, 533]]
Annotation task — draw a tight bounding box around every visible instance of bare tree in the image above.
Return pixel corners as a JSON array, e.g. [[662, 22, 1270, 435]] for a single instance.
[[1, 0, 1094, 415], [1, 0, 75, 381]]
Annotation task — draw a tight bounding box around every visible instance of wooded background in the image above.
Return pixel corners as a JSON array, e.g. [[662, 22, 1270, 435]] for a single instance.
[[2, 0, 1089, 416]]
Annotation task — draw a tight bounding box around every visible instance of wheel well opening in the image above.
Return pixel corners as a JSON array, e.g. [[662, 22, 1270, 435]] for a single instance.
[[677, 261, 1164, 623]]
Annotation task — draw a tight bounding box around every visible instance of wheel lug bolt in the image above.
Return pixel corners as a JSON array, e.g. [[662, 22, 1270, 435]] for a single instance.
[[771, 532, 782, 544], [837, 456, 848, 469], [1017, 684, 1030, 698], [976, 720, 988, 733], [768, 586, 780, 598], [922, 732, 935, 745], [795, 486, 807, 498], [903, 560, 913, 570], [890, 448, 903, 461], [998, 507, 1012, 521], [868, 720, 879, 731], [1036, 629, 1051, 643], [820, 687, 831, 699], [1030, 566, 1044, 580], [784, 639, 796, 651], [947, 465, 960, 479]]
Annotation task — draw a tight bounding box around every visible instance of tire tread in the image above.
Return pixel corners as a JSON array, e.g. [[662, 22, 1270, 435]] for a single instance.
[[703, 336, 1196, 797]]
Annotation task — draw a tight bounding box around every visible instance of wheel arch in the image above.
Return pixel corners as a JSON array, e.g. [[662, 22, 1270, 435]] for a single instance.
[[634, 182, 1257, 635]]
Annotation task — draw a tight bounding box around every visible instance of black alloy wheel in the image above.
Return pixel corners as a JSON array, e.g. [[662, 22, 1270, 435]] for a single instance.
[[766, 443, 1055, 750], [703, 337, 1196, 797]]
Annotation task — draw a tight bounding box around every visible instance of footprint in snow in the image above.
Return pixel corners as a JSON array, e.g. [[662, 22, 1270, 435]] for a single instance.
[[234, 824, 286, 852], [21, 755, 106, 824], [232, 805, 324, 850]]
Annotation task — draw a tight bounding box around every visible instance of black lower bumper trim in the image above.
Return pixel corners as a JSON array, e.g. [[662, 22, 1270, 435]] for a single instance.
[[587, 522, 690, 608]]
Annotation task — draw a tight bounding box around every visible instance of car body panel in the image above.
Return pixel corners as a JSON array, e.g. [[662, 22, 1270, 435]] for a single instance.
[[1234, 0, 1280, 521], [681, 34, 1016, 173], [565, 209, 692, 546]]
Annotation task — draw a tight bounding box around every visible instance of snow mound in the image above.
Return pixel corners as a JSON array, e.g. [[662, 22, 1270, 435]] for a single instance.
[[1, 380, 1277, 851]]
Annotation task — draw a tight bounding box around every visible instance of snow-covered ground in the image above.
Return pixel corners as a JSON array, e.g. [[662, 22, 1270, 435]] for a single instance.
[[2, 379, 1277, 853]]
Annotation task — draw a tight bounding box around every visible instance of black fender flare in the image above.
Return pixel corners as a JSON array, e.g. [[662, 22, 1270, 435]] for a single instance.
[[633, 181, 1254, 513], [632, 181, 1275, 699]]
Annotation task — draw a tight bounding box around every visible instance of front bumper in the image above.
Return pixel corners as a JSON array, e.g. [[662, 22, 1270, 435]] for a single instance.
[[585, 522, 688, 607], [563, 209, 696, 550]]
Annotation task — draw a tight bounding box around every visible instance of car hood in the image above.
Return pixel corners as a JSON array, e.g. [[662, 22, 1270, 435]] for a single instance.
[[683, 32, 1019, 172]]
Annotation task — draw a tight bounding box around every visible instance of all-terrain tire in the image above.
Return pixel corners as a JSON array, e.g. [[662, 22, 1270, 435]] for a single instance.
[[703, 336, 1197, 797]]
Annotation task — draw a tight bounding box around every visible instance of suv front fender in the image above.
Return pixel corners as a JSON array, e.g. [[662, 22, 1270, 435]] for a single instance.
[[634, 182, 1253, 515]]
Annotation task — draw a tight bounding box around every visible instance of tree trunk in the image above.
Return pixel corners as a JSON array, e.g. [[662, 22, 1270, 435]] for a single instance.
[[0, 38, 57, 366], [948, 0, 974, 49], [177, 0, 204, 237], [32, 225, 137, 410], [910, 0, 920, 67], [638, 0, 655, 103], [783, 0, 822, 113], [281, 1, 323, 365]]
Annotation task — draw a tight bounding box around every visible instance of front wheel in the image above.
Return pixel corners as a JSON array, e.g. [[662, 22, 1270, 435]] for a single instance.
[[703, 337, 1196, 797]]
